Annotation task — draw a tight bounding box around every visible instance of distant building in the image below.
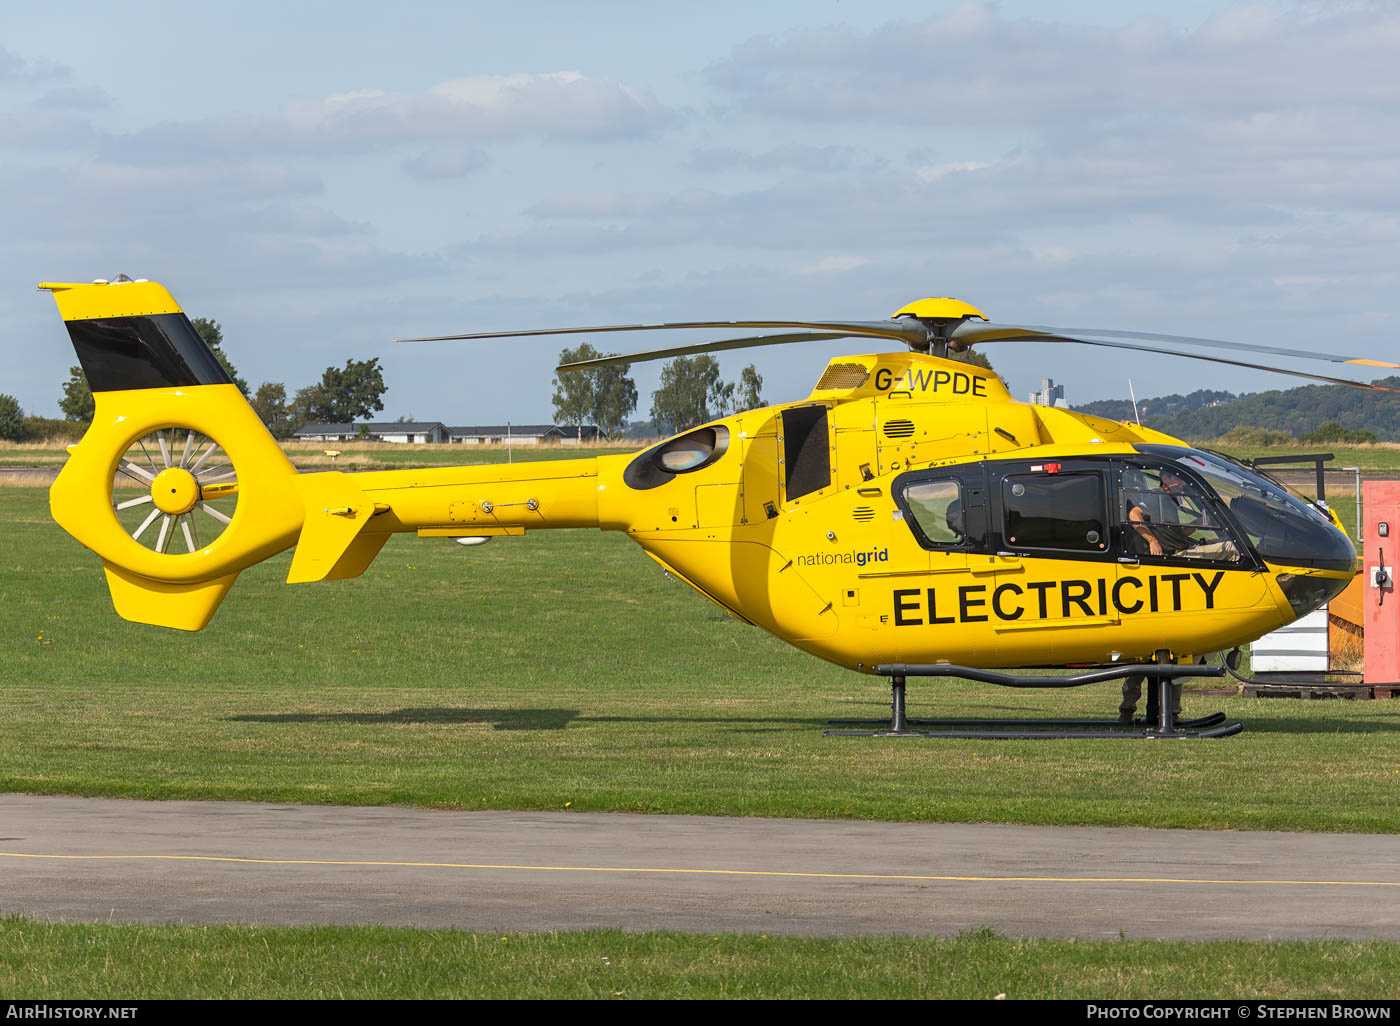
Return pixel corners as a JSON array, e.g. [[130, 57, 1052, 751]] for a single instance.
[[447, 424, 599, 446], [293, 421, 449, 443], [293, 421, 600, 445], [1028, 378, 1067, 407]]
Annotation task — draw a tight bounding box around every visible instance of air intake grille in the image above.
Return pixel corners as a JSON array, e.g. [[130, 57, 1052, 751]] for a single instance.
[[882, 419, 916, 438], [815, 363, 871, 390], [853, 506, 875, 522]]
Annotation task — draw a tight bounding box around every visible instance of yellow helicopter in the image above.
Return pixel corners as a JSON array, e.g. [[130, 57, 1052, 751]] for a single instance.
[[39, 277, 1395, 738]]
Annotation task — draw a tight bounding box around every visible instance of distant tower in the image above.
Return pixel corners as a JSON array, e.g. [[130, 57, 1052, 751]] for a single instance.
[[1028, 378, 1066, 407]]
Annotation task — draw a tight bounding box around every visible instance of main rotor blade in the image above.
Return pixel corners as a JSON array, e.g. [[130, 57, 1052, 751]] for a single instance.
[[956, 323, 1400, 393], [558, 331, 854, 372], [398, 318, 929, 346], [953, 321, 1400, 369]]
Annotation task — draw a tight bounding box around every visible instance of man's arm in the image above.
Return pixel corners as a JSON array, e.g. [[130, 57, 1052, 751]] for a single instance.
[[1129, 504, 1164, 556]]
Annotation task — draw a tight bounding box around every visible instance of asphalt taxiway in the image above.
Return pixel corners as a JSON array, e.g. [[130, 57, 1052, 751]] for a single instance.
[[3, 795, 1397, 939]]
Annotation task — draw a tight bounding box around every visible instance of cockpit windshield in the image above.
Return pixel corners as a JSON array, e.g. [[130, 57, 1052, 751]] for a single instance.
[[1136, 446, 1355, 572], [1198, 447, 1327, 513]]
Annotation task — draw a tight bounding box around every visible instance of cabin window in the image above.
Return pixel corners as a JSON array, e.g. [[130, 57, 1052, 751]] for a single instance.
[[1002, 472, 1107, 553], [782, 405, 831, 502], [903, 480, 965, 546], [894, 466, 988, 551]]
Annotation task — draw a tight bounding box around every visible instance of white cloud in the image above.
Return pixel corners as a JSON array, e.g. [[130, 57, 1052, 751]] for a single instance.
[[0, 43, 66, 83], [689, 143, 854, 172], [706, 2, 1400, 126], [32, 85, 112, 110], [0, 110, 98, 148], [799, 255, 874, 274], [914, 160, 997, 183], [104, 71, 677, 163], [524, 189, 716, 220], [401, 145, 489, 181]]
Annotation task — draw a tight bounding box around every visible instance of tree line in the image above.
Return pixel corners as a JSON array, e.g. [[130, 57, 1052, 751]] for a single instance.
[[0, 317, 387, 442], [550, 342, 766, 436], [1076, 378, 1400, 442]]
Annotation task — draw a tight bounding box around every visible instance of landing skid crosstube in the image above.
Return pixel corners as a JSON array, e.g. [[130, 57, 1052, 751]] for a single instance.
[[826, 662, 1243, 739]]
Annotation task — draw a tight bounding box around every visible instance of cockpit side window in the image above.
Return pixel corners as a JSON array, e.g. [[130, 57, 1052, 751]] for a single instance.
[[1118, 461, 1243, 564]]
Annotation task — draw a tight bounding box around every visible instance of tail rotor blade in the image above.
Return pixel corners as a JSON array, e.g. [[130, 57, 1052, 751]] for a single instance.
[[131, 507, 162, 542]]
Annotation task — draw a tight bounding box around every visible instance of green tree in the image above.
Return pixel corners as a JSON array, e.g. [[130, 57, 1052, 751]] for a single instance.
[[58, 366, 94, 422], [1303, 421, 1379, 445], [950, 348, 995, 371], [1218, 426, 1294, 447], [948, 348, 1007, 388], [552, 343, 600, 427], [553, 344, 638, 436], [288, 384, 322, 432], [297, 358, 387, 424], [591, 363, 638, 437], [651, 355, 730, 433], [0, 394, 25, 442], [191, 317, 249, 396], [735, 364, 765, 412], [251, 382, 294, 438]]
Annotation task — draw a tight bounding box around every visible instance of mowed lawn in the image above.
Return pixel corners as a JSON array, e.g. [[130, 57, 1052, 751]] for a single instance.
[[2, 485, 1399, 831], [4, 921, 1398, 1000]]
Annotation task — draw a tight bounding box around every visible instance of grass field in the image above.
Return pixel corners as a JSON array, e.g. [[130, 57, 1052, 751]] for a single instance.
[[5, 469, 1400, 999], [3, 484, 1398, 831], [3, 920, 1397, 999]]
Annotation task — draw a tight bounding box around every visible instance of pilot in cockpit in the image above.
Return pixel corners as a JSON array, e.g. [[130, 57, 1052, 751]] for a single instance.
[[1126, 467, 1238, 562]]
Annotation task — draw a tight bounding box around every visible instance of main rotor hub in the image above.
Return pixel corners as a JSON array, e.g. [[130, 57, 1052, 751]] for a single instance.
[[890, 298, 987, 322], [151, 467, 199, 515], [890, 298, 988, 353]]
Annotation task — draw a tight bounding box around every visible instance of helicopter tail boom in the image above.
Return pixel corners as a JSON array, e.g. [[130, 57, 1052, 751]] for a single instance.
[[41, 278, 610, 629], [286, 458, 605, 584]]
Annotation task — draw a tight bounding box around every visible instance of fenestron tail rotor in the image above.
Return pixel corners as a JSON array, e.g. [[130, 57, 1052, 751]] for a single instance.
[[112, 428, 239, 555], [40, 278, 310, 630]]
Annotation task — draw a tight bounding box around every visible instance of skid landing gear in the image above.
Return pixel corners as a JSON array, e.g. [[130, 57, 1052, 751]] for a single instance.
[[825, 662, 1243, 739]]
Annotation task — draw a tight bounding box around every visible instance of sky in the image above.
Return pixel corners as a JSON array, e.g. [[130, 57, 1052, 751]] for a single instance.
[[3, 1, 1397, 425]]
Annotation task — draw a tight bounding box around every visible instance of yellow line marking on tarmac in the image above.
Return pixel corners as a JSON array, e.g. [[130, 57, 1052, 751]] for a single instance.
[[2, 852, 1397, 888]]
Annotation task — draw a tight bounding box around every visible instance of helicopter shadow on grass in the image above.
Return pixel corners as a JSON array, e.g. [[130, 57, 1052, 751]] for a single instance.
[[231, 708, 840, 732], [225, 706, 1399, 735], [572, 714, 834, 732], [228, 708, 579, 730]]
